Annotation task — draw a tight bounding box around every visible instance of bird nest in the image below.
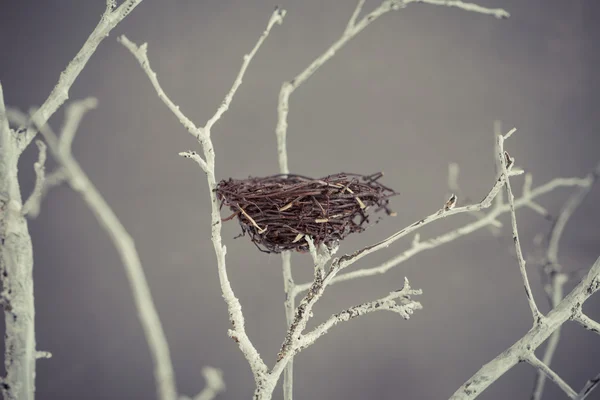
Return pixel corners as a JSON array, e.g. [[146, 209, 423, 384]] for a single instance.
[[215, 172, 397, 253]]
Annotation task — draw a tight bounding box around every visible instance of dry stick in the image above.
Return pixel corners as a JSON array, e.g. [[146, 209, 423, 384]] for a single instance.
[[450, 256, 600, 400], [531, 163, 599, 400], [498, 130, 543, 322], [120, 9, 285, 399], [9, 104, 179, 400]]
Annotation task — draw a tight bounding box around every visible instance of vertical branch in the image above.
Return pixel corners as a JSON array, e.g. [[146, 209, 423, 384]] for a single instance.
[[498, 131, 543, 323], [9, 103, 179, 400], [0, 82, 37, 400], [281, 251, 295, 400], [531, 162, 598, 400]]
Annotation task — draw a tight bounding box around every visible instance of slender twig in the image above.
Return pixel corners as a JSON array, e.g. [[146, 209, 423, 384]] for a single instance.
[[450, 257, 600, 400], [523, 353, 577, 399], [498, 130, 543, 322], [404, 0, 509, 19]]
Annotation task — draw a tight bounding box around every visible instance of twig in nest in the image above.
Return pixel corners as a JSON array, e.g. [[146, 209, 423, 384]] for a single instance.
[[215, 172, 397, 253]]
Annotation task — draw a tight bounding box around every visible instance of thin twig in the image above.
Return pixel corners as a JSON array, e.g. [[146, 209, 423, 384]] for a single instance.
[[404, 0, 509, 18], [523, 353, 577, 399], [498, 131, 543, 322]]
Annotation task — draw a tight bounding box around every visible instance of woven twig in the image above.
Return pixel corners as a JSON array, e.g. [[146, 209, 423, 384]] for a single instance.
[[215, 172, 397, 253]]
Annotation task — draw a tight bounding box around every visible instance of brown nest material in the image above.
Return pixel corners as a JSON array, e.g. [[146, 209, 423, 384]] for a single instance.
[[215, 172, 397, 253]]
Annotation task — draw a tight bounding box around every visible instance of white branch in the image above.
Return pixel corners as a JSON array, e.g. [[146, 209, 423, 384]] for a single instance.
[[327, 163, 522, 275], [498, 132, 543, 322], [523, 353, 577, 399], [21, 140, 47, 216], [450, 256, 600, 399], [9, 105, 179, 400], [17, 0, 143, 153]]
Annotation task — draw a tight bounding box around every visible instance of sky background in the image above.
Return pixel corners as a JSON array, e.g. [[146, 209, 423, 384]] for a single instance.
[[1, 0, 599, 399]]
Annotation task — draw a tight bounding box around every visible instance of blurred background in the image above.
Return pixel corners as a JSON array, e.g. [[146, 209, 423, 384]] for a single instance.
[[1, 0, 599, 399]]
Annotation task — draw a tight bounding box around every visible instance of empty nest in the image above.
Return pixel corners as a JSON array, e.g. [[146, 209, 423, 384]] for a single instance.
[[215, 172, 397, 253]]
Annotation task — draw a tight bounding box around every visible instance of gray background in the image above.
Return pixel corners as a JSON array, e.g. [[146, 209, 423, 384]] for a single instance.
[[1, 0, 599, 399]]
